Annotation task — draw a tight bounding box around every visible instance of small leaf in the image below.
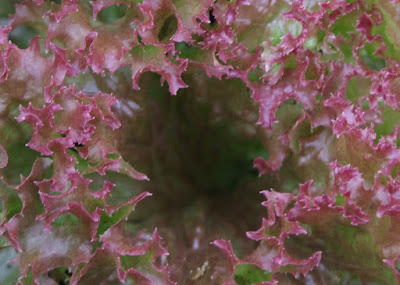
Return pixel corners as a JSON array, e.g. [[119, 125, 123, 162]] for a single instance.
[[234, 264, 272, 285]]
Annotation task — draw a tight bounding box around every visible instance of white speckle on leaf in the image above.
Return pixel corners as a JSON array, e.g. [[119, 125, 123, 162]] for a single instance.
[[190, 260, 209, 281]]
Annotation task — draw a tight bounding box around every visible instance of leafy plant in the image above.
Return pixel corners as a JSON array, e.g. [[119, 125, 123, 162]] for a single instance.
[[1, 0, 400, 284]]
